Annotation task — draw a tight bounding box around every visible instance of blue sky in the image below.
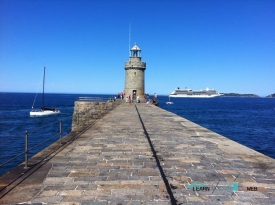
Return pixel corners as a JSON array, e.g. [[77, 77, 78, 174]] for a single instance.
[[1, 0, 274, 96]]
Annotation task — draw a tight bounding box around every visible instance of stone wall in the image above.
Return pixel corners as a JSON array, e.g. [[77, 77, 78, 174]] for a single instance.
[[71, 100, 120, 131]]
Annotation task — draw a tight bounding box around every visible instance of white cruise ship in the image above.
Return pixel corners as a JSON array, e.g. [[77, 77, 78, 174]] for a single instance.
[[169, 87, 223, 98]]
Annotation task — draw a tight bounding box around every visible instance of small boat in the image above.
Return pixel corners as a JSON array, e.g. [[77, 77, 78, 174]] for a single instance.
[[30, 67, 60, 116], [166, 96, 174, 104]]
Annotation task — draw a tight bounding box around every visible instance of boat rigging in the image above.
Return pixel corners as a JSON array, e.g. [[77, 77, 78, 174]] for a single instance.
[[30, 67, 60, 116]]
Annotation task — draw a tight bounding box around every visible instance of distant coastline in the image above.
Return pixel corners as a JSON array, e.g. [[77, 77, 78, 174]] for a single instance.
[[221, 93, 275, 98], [221, 93, 259, 97]]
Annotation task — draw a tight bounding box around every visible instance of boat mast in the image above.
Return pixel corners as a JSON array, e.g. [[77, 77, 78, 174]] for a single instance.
[[42, 67, 45, 108]]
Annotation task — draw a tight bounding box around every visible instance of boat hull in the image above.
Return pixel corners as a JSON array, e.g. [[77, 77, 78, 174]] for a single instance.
[[169, 87, 223, 98], [30, 110, 60, 116], [169, 94, 222, 98]]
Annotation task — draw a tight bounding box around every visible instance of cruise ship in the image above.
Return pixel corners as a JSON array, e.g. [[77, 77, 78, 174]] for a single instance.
[[169, 87, 223, 98]]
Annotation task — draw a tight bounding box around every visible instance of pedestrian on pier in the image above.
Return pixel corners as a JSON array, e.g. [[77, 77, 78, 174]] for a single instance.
[[136, 95, 140, 103]]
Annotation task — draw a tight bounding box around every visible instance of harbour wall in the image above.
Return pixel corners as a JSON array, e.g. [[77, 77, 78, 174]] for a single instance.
[[1, 103, 275, 204], [71, 99, 121, 131]]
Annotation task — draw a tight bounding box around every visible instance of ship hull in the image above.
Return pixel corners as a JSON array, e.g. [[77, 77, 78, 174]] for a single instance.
[[169, 94, 222, 98], [169, 87, 223, 98]]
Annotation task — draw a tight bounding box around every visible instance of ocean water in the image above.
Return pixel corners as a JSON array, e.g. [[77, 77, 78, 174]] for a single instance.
[[0, 93, 275, 176], [0, 92, 112, 176], [160, 97, 275, 159]]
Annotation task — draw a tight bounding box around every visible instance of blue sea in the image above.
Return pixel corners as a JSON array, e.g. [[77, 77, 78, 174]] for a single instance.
[[161, 96, 275, 160], [0, 93, 275, 176]]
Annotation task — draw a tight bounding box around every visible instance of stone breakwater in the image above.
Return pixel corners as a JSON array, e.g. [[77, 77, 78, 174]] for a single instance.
[[71, 100, 121, 132], [0, 103, 275, 204]]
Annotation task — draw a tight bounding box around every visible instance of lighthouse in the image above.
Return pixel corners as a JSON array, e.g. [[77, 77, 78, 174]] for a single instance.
[[124, 43, 146, 101]]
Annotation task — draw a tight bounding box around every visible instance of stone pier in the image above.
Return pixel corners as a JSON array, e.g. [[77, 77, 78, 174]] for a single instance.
[[71, 100, 120, 131], [0, 103, 275, 204]]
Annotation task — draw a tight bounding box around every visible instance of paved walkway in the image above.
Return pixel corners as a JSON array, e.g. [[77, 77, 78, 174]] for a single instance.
[[1, 103, 275, 204]]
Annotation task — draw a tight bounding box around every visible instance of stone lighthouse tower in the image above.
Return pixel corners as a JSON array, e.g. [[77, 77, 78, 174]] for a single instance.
[[124, 43, 146, 101]]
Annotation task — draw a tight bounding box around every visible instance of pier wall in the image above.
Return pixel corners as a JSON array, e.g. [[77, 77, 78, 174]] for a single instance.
[[1, 103, 275, 204], [71, 100, 121, 131]]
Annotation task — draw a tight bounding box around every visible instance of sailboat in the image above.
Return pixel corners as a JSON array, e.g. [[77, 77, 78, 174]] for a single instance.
[[30, 67, 60, 116], [166, 95, 174, 104]]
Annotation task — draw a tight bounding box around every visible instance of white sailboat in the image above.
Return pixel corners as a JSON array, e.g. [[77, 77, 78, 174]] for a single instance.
[[30, 67, 60, 116], [166, 95, 174, 104]]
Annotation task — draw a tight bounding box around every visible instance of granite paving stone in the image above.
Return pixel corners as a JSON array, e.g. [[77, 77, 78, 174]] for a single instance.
[[1, 103, 275, 204]]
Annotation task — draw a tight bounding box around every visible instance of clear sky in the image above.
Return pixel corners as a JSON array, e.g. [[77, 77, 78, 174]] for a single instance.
[[1, 0, 274, 96]]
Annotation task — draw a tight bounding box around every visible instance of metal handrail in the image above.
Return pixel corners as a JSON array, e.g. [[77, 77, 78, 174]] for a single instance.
[[28, 132, 59, 153], [0, 135, 21, 144], [78, 97, 110, 102], [0, 151, 25, 168], [0, 100, 115, 176], [0, 120, 63, 170], [0, 115, 73, 173], [27, 120, 60, 134]]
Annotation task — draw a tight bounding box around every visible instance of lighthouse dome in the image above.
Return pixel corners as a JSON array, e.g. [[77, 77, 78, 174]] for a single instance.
[[131, 43, 141, 51]]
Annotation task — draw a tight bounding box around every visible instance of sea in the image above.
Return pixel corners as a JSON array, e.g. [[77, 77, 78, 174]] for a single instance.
[[0, 92, 275, 176]]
